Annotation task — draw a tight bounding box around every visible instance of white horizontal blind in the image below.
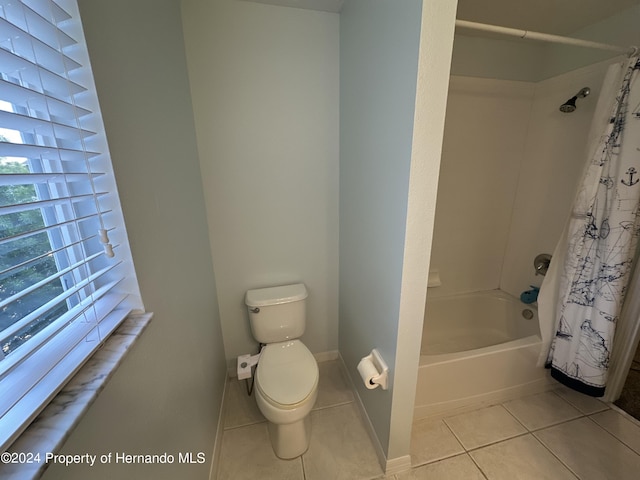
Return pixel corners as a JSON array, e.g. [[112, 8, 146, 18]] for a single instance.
[[0, 0, 142, 451]]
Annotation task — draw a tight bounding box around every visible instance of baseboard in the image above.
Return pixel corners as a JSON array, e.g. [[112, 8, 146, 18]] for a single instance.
[[385, 454, 412, 476], [337, 354, 412, 475], [227, 349, 340, 378], [314, 349, 339, 363], [209, 376, 228, 480]]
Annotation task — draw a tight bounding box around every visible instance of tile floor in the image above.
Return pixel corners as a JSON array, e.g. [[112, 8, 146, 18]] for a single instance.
[[215, 359, 640, 479]]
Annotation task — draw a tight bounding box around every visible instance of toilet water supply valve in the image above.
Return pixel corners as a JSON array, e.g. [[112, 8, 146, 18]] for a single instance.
[[237, 350, 262, 380]]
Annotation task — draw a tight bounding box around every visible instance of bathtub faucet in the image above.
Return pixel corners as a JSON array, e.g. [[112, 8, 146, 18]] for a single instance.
[[534, 253, 551, 276]]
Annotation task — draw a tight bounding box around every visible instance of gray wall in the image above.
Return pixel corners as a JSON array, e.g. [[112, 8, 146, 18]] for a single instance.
[[43, 1, 227, 478], [339, 0, 423, 457], [181, 0, 340, 370]]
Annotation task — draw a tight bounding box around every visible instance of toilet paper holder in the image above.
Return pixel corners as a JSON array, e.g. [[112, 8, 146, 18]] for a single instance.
[[357, 348, 389, 390]]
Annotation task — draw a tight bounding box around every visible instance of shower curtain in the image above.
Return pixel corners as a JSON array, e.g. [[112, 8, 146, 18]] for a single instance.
[[538, 56, 640, 397]]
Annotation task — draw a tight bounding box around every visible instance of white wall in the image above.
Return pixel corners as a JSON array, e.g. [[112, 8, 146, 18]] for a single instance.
[[181, 0, 340, 368], [428, 4, 640, 302], [390, 0, 458, 463], [339, 0, 421, 460], [43, 1, 227, 479], [542, 5, 640, 80], [451, 34, 546, 82], [501, 59, 616, 297], [452, 4, 640, 83], [428, 76, 534, 297], [428, 61, 616, 302]]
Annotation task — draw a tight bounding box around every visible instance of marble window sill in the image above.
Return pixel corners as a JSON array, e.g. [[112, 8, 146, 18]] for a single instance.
[[0, 313, 153, 480]]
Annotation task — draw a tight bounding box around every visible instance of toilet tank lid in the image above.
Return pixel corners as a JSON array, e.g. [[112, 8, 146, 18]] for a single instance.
[[245, 283, 308, 307]]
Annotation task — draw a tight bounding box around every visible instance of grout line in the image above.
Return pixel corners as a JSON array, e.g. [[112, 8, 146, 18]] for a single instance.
[[411, 453, 489, 479], [585, 414, 640, 456], [409, 417, 462, 468], [411, 391, 640, 479], [410, 450, 465, 469], [529, 431, 581, 480], [463, 431, 530, 453], [300, 455, 307, 480], [499, 393, 586, 434], [311, 399, 354, 412], [465, 452, 491, 480], [608, 402, 640, 428], [440, 417, 466, 451], [524, 414, 585, 433], [223, 418, 267, 431], [498, 402, 529, 431]]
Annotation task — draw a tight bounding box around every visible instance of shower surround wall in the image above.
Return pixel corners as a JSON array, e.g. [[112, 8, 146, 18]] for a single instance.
[[429, 58, 618, 301]]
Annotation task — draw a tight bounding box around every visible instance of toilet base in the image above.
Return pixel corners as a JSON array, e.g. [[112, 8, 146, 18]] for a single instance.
[[267, 415, 311, 459]]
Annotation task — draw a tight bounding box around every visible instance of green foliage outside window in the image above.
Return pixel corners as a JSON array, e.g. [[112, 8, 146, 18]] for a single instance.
[[0, 154, 67, 354]]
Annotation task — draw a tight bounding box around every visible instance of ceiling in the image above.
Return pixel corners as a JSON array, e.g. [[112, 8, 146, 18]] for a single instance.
[[239, 0, 640, 36], [238, 0, 344, 13], [456, 0, 640, 35]]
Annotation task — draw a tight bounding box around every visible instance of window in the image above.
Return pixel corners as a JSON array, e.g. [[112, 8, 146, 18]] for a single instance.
[[0, 0, 142, 450]]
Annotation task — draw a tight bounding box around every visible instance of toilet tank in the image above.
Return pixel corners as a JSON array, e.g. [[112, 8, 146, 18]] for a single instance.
[[245, 283, 308, 344]]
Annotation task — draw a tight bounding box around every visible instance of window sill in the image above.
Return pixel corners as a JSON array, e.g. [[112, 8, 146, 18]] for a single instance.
[[0, 313, 153, 480]]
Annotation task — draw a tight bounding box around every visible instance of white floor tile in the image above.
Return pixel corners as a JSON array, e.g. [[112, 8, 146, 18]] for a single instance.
[[410, 418, 465, 466], [314, 360, 354, 409], [223, 377, 265, 429], [503, 391, 582, 430], [535, 417, 640, 480], [303, 403, 384, 480], [217, 422, 304, 480], [444, 404, 527, 450], [396, 454, 485, 480], [470, 434, 577, 480], [217, 364, 640, 480], [590, 409, 640, 455], [553, 385, 609, 415]]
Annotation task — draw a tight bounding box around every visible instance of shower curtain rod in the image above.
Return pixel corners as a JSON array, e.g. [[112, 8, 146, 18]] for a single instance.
[[455, 19, 638, 56]]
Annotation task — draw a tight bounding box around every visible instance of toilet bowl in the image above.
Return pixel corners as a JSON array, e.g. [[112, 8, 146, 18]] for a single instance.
[[245, 284, 318, 459], [254, 340, 318, 458]]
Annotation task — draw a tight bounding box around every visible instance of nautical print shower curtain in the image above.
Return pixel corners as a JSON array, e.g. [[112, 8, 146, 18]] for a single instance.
[[542, 56, 640, 397]]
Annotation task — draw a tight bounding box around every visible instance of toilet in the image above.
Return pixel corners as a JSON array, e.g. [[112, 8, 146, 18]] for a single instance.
[[245, 283, 319, 459]]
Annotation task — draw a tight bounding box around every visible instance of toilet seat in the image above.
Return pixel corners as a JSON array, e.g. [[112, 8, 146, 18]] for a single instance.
[[256, 340, 318, 407]]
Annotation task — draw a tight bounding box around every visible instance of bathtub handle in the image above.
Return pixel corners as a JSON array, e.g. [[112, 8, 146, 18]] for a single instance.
[[534, 254, 551, 276]]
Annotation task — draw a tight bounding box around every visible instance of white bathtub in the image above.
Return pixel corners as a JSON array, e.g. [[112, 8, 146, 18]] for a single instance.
[[414, 290, 552, 420]]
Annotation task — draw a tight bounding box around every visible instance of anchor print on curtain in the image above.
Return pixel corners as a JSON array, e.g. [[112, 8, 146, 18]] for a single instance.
[[547, 56, 640, 397]]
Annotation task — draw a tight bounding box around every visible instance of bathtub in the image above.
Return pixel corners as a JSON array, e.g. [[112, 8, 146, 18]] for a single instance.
[[414, 290, 552, 420]]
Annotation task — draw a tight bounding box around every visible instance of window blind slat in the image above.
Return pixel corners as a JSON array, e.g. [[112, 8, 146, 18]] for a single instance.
[[0, 249, 104, 311], [21, 1, 77, 49], [0, 303, 130, 450], [0, 0, 142, 455], [0, 109, 95, 142], [0, 191, 106, 217], [0, 48, 86, 97], [0, 172, 102, 187], [0, 284, 127, 383], [0, 209, 110, 247], [0, 232, 98, 276], [0, 260, 123, 344], [0, 141, 98, 162], [0, 17, 82, 75], [22, 0, 72, 25], [0, 79, 92, 121], [0, 291, 129, 416]]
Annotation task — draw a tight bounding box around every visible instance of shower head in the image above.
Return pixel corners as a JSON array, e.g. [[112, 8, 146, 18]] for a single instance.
[[559, 87, 591, 113], [560, 96, 578, 113]]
